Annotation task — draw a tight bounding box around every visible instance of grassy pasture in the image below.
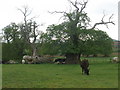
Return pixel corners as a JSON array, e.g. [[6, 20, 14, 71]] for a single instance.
[[2, 57, 118, 88]]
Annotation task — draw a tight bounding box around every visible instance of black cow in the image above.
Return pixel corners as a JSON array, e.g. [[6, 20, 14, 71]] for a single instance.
[[80, 59, 89, 75], [1, 60, 8, 64], [54, 58, 66, 64]]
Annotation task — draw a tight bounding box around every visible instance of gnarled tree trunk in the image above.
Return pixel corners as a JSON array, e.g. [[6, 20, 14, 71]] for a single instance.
[[65, 53, 81, 64]]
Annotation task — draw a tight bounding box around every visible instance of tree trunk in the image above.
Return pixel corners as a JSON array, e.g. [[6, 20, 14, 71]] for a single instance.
[[32, 47, 37, 56], [65, 53, 81, 64], [31, 43, 37, 57], [103, 54, 109, 57], [93, 54, 98, 57]]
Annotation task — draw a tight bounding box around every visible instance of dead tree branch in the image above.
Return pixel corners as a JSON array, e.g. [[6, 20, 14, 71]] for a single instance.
[[90, 14, 115, 30], [68, 0, 88, 13], [48, 11, 73, 22], [49, 0, 88, 23]]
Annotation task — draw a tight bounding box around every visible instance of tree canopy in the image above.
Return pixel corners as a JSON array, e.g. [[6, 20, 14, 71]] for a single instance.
[[40, 23, 113, 56]]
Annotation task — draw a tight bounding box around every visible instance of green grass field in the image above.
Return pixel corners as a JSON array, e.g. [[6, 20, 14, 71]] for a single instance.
[[2, 57, 118, 88]]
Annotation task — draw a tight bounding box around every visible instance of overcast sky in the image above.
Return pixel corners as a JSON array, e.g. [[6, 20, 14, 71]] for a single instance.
[[0, 0, 119, 40]]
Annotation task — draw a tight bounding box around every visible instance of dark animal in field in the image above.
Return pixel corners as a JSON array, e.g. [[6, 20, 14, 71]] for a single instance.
[[80, 59, 89, 75], [1, 60, 7, 64], [54, 58, 66, 64]]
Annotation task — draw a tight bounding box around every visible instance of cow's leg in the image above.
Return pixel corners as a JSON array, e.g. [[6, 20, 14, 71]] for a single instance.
[[87, 68, 89, 75], [82, 68, 84, 75], [85, 68, 89, 75], [83, 69, 86, 75]]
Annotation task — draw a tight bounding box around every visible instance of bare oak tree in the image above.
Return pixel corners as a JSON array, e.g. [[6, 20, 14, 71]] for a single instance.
[[18, 6, 39, 56]]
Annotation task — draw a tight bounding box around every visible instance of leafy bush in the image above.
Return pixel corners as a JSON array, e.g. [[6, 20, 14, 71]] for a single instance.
[[2, 43, 23, 61]]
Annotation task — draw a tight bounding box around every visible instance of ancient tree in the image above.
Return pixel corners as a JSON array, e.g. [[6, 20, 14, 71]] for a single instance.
[[48, 0, 115, 64]]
